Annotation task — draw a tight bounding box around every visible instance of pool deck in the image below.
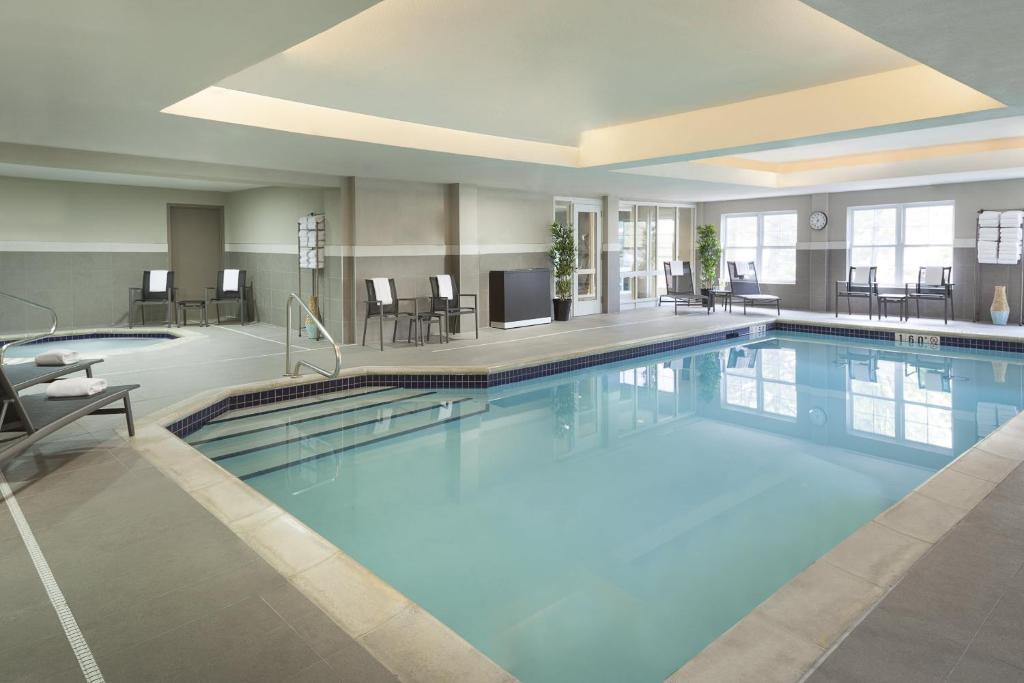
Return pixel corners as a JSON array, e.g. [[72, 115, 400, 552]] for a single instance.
[[1, 306, 1023, 682]]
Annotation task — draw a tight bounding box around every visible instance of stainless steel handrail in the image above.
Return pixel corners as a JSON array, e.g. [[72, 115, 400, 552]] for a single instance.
[[285, 293, 341, 378], [0, 291, 59, 365]]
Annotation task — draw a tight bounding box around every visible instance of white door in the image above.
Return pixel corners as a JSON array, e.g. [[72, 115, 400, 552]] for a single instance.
[[574, 203, 602, 316]]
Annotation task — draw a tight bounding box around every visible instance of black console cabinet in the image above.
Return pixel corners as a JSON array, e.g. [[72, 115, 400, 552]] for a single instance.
[[489, 269, 552, 329]]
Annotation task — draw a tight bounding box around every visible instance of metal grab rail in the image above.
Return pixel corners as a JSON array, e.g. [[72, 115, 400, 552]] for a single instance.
[[0, 291, 59, 365], [285, 293, 341, 378]]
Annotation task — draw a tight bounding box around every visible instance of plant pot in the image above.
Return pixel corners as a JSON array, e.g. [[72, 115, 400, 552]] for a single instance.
[[304, 322, 319, 338], [991, 285, 1010, 325], [553, 299, 572, 322]]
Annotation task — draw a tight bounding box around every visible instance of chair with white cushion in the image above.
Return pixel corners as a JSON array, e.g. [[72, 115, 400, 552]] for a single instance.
[[205, 269, 249, 325], [905, 266, 954, 324], [835, 266, 878, 318], [659, 261, 704, 313], [429, 274, 478, 339], [727, 261, 781, 315], [128, 270, 176, 328]]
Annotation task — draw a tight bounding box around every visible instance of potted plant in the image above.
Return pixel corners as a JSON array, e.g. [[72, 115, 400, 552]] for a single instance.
[[549, 221, 575, 321], [696, 350, 722, 403], [696, 224, 722, 294]]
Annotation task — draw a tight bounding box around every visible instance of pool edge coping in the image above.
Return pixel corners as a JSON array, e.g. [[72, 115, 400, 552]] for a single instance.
[[126, 318, 1024, 683]]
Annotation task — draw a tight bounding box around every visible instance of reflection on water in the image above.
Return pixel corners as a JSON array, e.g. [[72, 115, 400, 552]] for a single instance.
[[247, 334, 1023, 683]]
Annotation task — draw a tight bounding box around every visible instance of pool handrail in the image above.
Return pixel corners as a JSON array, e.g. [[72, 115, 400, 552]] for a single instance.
[[0, 291, 58, 365], [285, 293, 342, 378]]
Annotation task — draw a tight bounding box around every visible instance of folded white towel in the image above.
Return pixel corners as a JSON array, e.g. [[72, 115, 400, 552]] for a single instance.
[[980, 218, 1001, 227], [35, 349, 80, 366], [1000, 227, 1023, 242], [148, 269, 168, 293], [669, 260, 686, 276], [977, 243, 999, 254], [979, 255, 998, 264], [979, 228, 1000, 240], [46, 377, 107, 398], [980, 210, 1001, 221], [922, 266, 944, 286], [222, 269, 240, 292], [371, 277, 393, 305], [436, 274, 454, 299]]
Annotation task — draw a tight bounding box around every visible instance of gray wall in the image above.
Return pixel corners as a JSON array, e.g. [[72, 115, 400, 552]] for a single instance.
[[699, 178, 1024, 324]]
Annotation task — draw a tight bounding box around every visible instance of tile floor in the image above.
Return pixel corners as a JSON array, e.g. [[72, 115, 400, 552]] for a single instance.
[[1, 305, 1023, 682]]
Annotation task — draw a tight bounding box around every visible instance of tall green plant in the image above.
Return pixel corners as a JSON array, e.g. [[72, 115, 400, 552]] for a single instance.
[[696, 224, 722, 290], [549, 222, 576, 301]]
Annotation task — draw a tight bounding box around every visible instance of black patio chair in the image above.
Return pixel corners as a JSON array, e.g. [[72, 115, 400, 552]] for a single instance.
[[429, 275, 478, 339], [659, 261, 704, 313], [905, 266, 954, 324], [835, 266, 878, 318], [362, 278, 434, 351], [128, 270, 176, 328], [727, 261, 781, 315], [205, 269, 249, 325]]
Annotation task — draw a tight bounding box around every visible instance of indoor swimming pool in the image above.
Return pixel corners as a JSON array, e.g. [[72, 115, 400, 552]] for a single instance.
[[185, 332, 1022, 682]]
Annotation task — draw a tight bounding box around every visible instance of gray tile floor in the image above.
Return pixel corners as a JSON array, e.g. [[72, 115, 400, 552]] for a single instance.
[[2, 306, 1023, 682]]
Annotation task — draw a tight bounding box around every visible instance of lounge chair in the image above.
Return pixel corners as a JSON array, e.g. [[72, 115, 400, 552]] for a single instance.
[[4, 358, 103, 391], [905, 266, 954, 324], [659, 261, 704, 313], [727, 261, 781, 315], [206, 269, 249, 325], [429, 275, 478, 339], [835, 266, 877, 318], [128, 270, 176, 327], [0, 364, 138, 456]]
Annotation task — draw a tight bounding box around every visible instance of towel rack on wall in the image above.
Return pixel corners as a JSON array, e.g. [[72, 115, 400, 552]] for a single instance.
[[973, 209, 1024, 325]]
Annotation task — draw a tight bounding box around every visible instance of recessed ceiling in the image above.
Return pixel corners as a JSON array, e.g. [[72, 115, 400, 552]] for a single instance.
[[0, 164, 265, 192], [218, 0, 915, 145]]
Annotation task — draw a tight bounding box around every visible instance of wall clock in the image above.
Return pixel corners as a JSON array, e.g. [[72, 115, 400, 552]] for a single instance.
[[809, 210, 828, 231]]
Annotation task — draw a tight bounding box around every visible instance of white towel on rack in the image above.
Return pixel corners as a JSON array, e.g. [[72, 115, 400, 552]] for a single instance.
[[436, 274, 454, 299], [669, 260, 685, 276], [148, 269, 168, 293], [979, 255, 998, 264], [222, 269, 240, 292], [979, 228, 1000, 241], [1000, 227, 1023, 242], [1001, 211, 1024, 227], [371, 278, 393, 305], [980, 219, 1001, 228], [997, 255, 1019, 264], [980, 210, 1001, 221]]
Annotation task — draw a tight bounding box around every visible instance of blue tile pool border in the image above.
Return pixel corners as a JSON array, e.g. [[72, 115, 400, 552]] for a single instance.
[[0, 331, 178, 345], [167, 320, 1024, 438]]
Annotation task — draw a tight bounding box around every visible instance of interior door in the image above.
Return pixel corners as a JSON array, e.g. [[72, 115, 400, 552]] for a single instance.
[[574, 204, 602, 316], [168, 205, 224, 301]]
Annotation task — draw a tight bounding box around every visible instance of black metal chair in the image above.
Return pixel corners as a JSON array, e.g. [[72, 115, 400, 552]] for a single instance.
[[726, 261, 781, 315], [835, 266, 878, 318], [905, 266, 954, 324], [205, 269, 248, 325], [659, 261, 704, 313], [429, 275, 478, 339], [128, 270, 176, 328], [362, 278, 427, 351]]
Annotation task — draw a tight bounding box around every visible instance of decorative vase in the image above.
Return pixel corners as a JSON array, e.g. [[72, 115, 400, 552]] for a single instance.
[[991, 286, 1010, 325], [304, 321, 318, 338]]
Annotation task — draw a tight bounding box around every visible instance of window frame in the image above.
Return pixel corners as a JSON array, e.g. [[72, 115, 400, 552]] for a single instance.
[[846, 200, 955, 286], [720, 210, 799, 284]]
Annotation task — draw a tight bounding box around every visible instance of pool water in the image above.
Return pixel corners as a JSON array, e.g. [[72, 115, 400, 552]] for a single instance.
[[4, 336, 168, 358], [187, 333, 1023, 682]]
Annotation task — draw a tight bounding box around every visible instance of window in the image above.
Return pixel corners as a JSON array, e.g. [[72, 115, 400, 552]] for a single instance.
[[722, 212, 798, 283], [619, 203, 693, 303], [723, 347, 798, 419], [847, 201, 953, 284]]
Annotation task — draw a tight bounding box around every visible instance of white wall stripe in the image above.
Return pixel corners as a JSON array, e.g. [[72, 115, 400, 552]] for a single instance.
[[0, 471, 105, 682], [0, 241, 165, 253], [225, 243, 551, 257]]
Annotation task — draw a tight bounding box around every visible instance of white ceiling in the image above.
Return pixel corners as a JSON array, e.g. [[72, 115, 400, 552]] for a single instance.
[[0, 0, 1023, 203], [219, 0, 913, 145], [0, 163, 263, 192]]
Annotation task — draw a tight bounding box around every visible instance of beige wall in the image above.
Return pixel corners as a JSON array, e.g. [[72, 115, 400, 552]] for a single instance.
[[0, 175, 224, 244], [476, 187, 552, 246], [353, 178, 449, 247], [224, 186, 328, 245]]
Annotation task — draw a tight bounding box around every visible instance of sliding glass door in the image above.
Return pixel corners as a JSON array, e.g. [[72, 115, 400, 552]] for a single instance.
[[619, 203, 694, 306]]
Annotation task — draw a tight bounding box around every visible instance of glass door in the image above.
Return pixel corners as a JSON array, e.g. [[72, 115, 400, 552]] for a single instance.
[[620, 203, 695, 307], [574, 203, 602, 316]]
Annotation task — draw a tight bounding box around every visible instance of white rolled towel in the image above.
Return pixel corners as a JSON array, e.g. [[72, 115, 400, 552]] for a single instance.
[[979, 219, 1001, 227], [1000, 227, 1023, 242], [978, 228, 1000, 241], [46, 377, 107, 398], [35, 349, 80, 366]]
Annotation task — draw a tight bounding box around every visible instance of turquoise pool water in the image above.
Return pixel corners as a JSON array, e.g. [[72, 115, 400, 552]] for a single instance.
[[187, 332, 1023, 682], [4, 336, 167, 358]]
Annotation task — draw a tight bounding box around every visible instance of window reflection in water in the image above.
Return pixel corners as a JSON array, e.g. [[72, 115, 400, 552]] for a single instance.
[[723, 346, 798, 419]]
